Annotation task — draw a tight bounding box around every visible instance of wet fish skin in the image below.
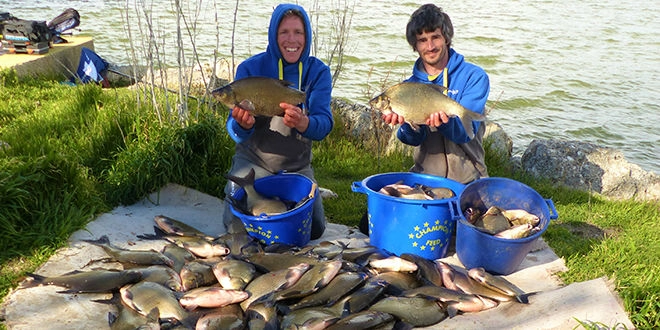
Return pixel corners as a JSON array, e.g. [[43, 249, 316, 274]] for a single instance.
[[437, 262, 514, 302], [224, 168, 289, 216], [402, 285, 497, 316], [369, 255, 419, 273], [240, 262, 311, 311], [154, 214, 213, 240], [246, 301, 279, 330], [280, 306, 340, 330], [288, 271, 368, 311], [243, 251, 321, 273], [21, 269, 142, 294], [325, 310, 394, 330], [368, 296, 447, 327], [178, 286, 249, 310], [164, 234, 230, 258], [270, 259, 343, 302], [212, 258, 257, 290], [369, 271, 422, 296], [467, 267, 530, 303], [369, 81, 486, 139], [180, 261, 218, 292], [162, 243, 196, 274], [495, 223, 538, 239], [133, 265, 183, 291], [211, 76, 306, 117], [501, 209, 540, 226], [474, 206, 511, 235], [120, 281, 196, 329], [196, 305, 246, 330], [82, 235, 175, 267], [400, 253, 443, 287], [329, 279, 388, 315], [93, 293, 160, 330]]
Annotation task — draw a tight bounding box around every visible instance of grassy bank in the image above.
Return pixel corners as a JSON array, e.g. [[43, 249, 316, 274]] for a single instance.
[[0, 71, 658, 329]]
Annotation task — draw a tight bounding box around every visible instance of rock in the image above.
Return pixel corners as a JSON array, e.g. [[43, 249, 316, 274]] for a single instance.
[[330, 98, 394, 149], [483, 120, 513, 158], [521, 139, 660, 201]]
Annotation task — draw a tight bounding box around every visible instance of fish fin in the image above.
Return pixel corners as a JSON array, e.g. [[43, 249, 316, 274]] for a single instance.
[[445, 302, 459, 318], [20, 273, 46, 288], [516, 291, 538, 304], [237, 99, 256, 112], [81, 235, 111, 246], [223, 168, 256, 188]]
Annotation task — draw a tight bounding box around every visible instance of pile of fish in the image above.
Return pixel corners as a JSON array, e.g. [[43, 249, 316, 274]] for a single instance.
[[18, 214, 534, 329], [463, 206, 541, 239], [378, 181, 455, 201]]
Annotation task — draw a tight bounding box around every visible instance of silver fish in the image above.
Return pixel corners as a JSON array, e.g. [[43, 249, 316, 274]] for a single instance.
[[401, 253, 444, 287], [211, 76, 306, 117], [246, 301, 279, 330], [368, 296, 447, 327], [92, 293, 160, 330], [196, 305, 246, 330], [288, 271, 368, 311], [240, 262, 311, 311], [467, 267, 530, 303], [212, 258, 257, 290], [21, 269, 142, 294], [120, 281, 196, 328], [154, 214, 214, 240], [82, 235, 174, 267], [501, 209, 540, 226], [134, 265, 182, 291], [269, 259, 343, 302], [369, 81, 486, 139], [178, 286, 249, 310], [180, 261, 217, 291], [368, 255, 419, 273], [224, 168, 289, 216], [495, 223, 539, 239]]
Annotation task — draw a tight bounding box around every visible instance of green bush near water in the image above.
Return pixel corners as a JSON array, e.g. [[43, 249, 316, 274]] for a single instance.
[[0, 69, 658, 329]]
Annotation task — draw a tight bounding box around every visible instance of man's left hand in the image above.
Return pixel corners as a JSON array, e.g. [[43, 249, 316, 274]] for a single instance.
[[426, 111, 450, 127], [281, 102, 309, 132]]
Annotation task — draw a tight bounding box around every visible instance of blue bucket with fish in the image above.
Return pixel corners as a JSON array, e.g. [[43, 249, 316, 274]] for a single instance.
[[456, 177, 558, 275], [352, 172, 465, 260], [229, 172, 316, 247]]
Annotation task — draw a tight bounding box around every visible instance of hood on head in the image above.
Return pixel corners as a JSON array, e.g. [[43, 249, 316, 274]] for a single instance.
[[267, 3, 312, 64]]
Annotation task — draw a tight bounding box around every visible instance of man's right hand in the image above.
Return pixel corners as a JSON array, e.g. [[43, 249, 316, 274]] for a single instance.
[[231, 105, 255, 129]]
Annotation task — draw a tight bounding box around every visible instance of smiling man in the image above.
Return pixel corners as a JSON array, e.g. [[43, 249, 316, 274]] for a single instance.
[[223, 4, 333, 240]]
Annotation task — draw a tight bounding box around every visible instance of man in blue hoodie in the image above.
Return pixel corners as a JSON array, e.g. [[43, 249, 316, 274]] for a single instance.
[[360, 4, 489, 234], [223, 4, 333, 240]]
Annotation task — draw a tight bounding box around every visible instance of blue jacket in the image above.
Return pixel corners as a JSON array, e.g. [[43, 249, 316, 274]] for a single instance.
[[226, 3, 333, 172], [398, 49, 490, 183], [398, 48, 489, 145]]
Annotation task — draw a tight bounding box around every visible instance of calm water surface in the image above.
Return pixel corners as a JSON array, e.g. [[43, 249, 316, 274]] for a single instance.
[[3, 0, 658, 173]]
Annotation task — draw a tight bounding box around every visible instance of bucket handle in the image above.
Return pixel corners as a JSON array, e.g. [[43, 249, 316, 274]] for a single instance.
[[351, 181, 367, 194], [290, 182, 318, 211], [449, 198, 462, 221], [545, 198, 558, 220]]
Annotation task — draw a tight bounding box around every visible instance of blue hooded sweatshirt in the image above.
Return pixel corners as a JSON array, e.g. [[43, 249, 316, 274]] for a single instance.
[[226, 3, 333, 173], [397, 48, 490, 183]]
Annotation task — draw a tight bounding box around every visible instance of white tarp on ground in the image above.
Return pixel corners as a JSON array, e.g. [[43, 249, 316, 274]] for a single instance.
[[0, 183, 635, 329]]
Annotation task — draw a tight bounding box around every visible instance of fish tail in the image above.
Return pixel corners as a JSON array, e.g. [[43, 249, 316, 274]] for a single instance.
[[224, 168, 256, 188], [20, 273, 45, 288]]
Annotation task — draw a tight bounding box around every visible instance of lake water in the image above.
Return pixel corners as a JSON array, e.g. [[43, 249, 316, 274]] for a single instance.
[[3, 0, 659, 173]]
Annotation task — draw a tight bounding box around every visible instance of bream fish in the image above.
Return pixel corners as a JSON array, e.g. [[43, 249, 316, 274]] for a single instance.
[[211, 76, 306, 117], [224, 168, 289, 216], [369, 81, 486, 139]]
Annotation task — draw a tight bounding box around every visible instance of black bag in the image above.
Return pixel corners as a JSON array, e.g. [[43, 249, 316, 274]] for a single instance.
[[1, 16, 52, 44], [48, 8, 80, 35]]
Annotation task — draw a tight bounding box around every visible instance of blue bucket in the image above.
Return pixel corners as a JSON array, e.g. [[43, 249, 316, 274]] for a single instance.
[[352, 172, 465, 260], [229, 172, 316, 247], [457, 177, 558, 275]]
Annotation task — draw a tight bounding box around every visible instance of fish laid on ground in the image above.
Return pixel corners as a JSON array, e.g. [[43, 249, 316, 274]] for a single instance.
[[325, 310, 394, 330], [140, 228, 230, 258], [161, 243, 196, 274], [92, 293, 160, 330], [120, 281, 196, 329], [368, 255, 418, 273], [154, 214, 214, 240], [211, 76, 306, 117], [212, 258, 257, 290], [467, 267, 531, 303], [402, 285, 498, 317], [437, 262, 516, 303], [180, 261, 217, 292], [287, 271, 368, 311], [240, 262, 311, 311], [20, 269, 142, 294], [329, 279, 389, 315], [369, 271, 422, 296], [369, 81, 486, 139], [246, 301, 279, 330], [133, 265, 182, 291], [268, 259, 343, 302], [178, 286, 249, 310], [244, 251, 321, 273], [368, 296, 447, 327], [280, 306, 340, 330], [401, 253, 444, 287], [82, 235, 174, 267], [196, 304, 246, 330], [224, 168, 289, 216]]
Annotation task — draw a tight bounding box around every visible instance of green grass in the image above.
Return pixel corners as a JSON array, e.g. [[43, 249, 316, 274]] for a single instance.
[[0, 69, 658, 329]]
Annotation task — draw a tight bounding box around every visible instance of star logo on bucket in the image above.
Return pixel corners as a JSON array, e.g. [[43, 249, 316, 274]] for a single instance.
[[408, 219, 452, 252]]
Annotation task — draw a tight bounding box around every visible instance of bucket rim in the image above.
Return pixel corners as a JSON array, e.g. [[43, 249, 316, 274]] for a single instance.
[[358, 172, 465, 204], [457, 217, 547, 243]]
